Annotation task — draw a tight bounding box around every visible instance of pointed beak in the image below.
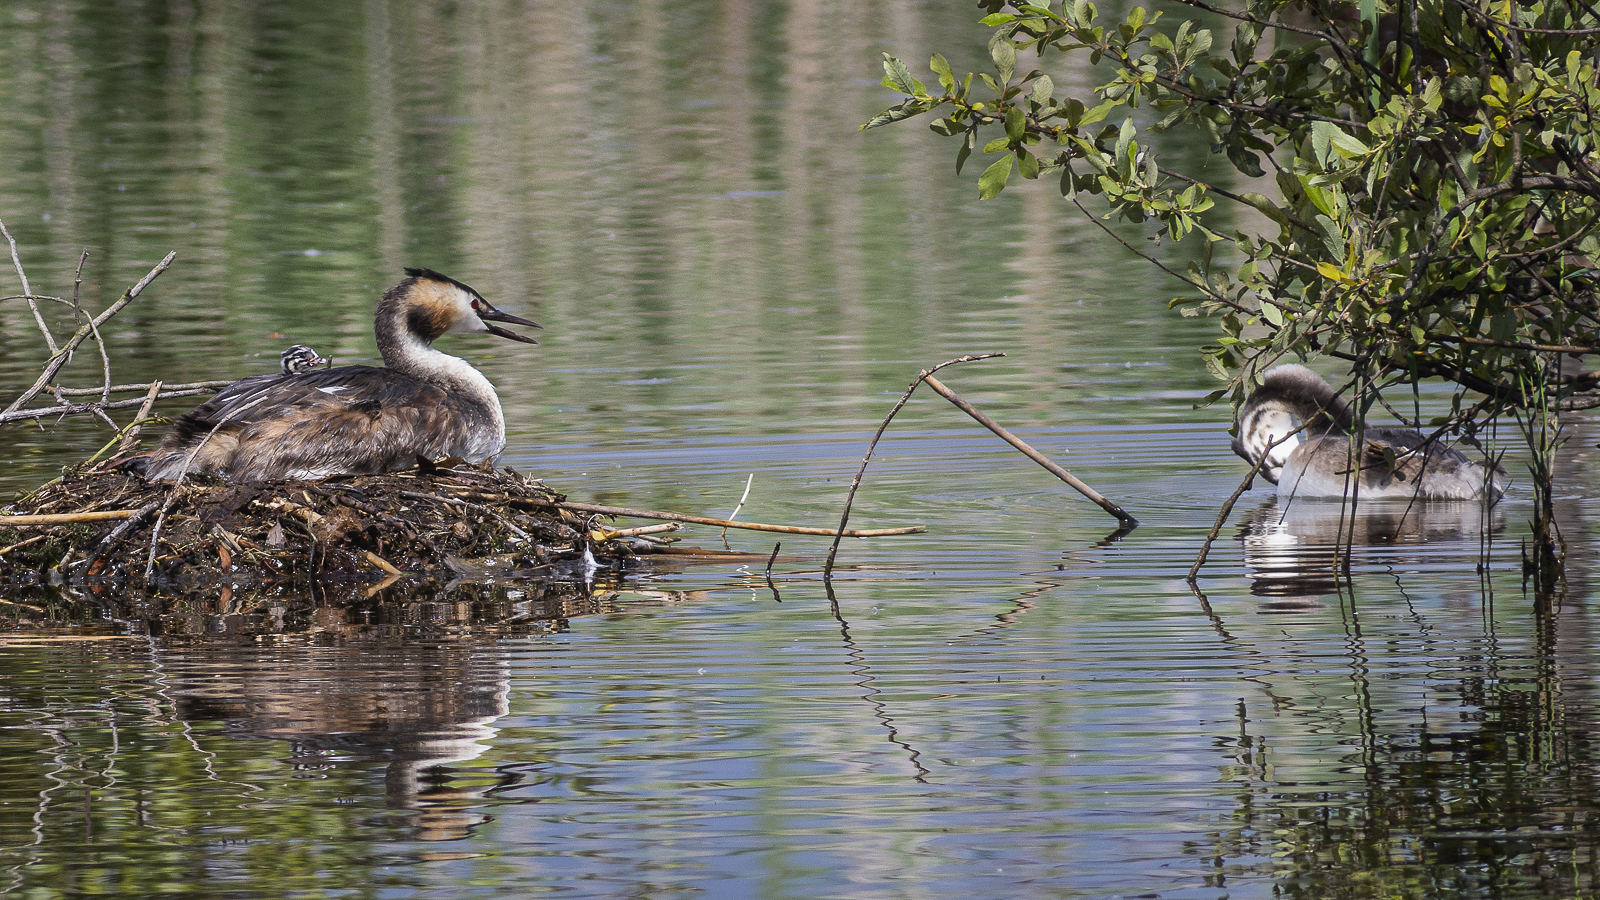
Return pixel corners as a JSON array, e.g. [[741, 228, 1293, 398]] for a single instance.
[[477, 301, 541, 344]]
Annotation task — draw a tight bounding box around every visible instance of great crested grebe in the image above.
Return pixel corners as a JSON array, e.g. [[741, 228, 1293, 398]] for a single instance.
[[1232, 364, 1504, 501], [137, 268, 538, 482]]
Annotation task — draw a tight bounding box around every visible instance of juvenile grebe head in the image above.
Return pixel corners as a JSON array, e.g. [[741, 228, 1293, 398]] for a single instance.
[[1233, 364, 1505, 502], [1232, 364, 1356, 481], [279, 344, 328, 375]]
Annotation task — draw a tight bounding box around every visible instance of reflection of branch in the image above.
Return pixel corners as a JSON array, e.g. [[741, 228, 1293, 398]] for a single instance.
[[824, 580, 930, 783]]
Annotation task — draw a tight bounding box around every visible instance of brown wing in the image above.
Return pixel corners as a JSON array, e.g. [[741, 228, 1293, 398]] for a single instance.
[[148, 366, 463, 481]]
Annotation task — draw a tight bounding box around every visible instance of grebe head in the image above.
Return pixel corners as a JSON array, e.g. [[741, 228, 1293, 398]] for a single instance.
[[380, 267, 539, 349], [1232, 365, 1352, 483], [279, 344, 329, 375]]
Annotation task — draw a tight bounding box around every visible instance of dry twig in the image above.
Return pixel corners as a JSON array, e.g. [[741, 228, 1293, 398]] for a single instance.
[[515, 497, 925, 538], [823, 354, 1001, 576], [4, 248, 177, 415], [920, 373, 1138, 526], [1186, 424, 1308, 582]]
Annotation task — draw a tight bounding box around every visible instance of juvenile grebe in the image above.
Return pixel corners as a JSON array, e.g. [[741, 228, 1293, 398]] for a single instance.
[[279, 344, 329, 375], [1232, 364, 1504, 501], [177, 345, 330, 418], [138, 269, 537, 482]]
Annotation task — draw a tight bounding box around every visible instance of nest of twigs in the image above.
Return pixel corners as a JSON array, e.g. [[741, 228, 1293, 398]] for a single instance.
[[0, 462, 668, 593]]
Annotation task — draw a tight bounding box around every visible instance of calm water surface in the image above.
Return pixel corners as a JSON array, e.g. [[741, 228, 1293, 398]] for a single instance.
[[3, 2, 1600, 898]]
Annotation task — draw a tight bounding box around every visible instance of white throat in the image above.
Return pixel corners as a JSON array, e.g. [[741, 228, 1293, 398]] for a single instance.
[[386, 329, 507, 450]]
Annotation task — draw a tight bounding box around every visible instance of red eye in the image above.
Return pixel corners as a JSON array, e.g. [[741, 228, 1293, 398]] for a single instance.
[[471, 299, 480, 310]]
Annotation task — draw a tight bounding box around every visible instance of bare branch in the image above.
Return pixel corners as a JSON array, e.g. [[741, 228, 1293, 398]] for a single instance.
[[3, 251, 176, 415], [0, 217, 58, 355]]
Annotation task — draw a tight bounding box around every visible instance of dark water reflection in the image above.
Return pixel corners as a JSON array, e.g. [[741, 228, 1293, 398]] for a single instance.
[[3, 0, 1600, 897], [1241, 498, 1505, 603], [6, 557, 1600, 897]]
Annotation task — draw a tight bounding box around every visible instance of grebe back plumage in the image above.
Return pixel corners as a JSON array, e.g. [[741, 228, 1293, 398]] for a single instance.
[[139, 269, 537, 482], [1232, 364, 1504, 502]]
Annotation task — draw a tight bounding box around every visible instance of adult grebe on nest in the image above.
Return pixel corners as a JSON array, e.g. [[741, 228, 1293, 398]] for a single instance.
[[136, 268, 538, 482], [1232, 364, 1504, 501]]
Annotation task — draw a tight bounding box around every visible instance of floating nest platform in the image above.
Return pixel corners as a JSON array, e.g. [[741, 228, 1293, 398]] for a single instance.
[[0, 463, 700, 596]]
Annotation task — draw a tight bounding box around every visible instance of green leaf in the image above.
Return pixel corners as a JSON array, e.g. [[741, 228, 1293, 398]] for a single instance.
[[989, 31, 1017, 85], [1260, 301, 1284, 326], [1018, 149, 1040, 179], [1005, 107, 1025, 141], [1326, 124, 1369, 158], [1297, 175, 1336, 218], [979, 153, 1015, 199], [861, 102, 928, 130], [1079, 99, 1116, 126], [930, 54, 955, 93], [1225, 144, 1263, 178], [984, 136, 1012, 153], [1114, 117, 1136, 168], [1180, 28, 1213, 69], [1030, 74, 1054, 106], [980, 12, 1017, 25], [1238, 192, 1290, 230], [881, 54, 924, 97], [956, 137, 973, 175]]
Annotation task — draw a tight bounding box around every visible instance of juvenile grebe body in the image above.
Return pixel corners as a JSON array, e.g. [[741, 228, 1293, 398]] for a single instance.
[[1232, 364, 1504, 502], [140, 269, 537, 482]]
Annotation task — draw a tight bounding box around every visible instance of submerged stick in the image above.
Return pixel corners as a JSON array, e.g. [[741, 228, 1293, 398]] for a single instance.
[[920, 374, 1137, 527], [515, 497, 924, 537], [823, 354, 1002, 577], [1186, 424, 1307, 583]]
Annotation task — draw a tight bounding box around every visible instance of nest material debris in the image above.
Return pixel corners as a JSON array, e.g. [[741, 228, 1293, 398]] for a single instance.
[[0, 462, 672, 592]]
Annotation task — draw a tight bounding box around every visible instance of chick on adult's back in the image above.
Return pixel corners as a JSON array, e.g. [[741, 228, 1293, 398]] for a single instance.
[[138, 269, 538, 482], [1232, 364, 1503, 501]]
